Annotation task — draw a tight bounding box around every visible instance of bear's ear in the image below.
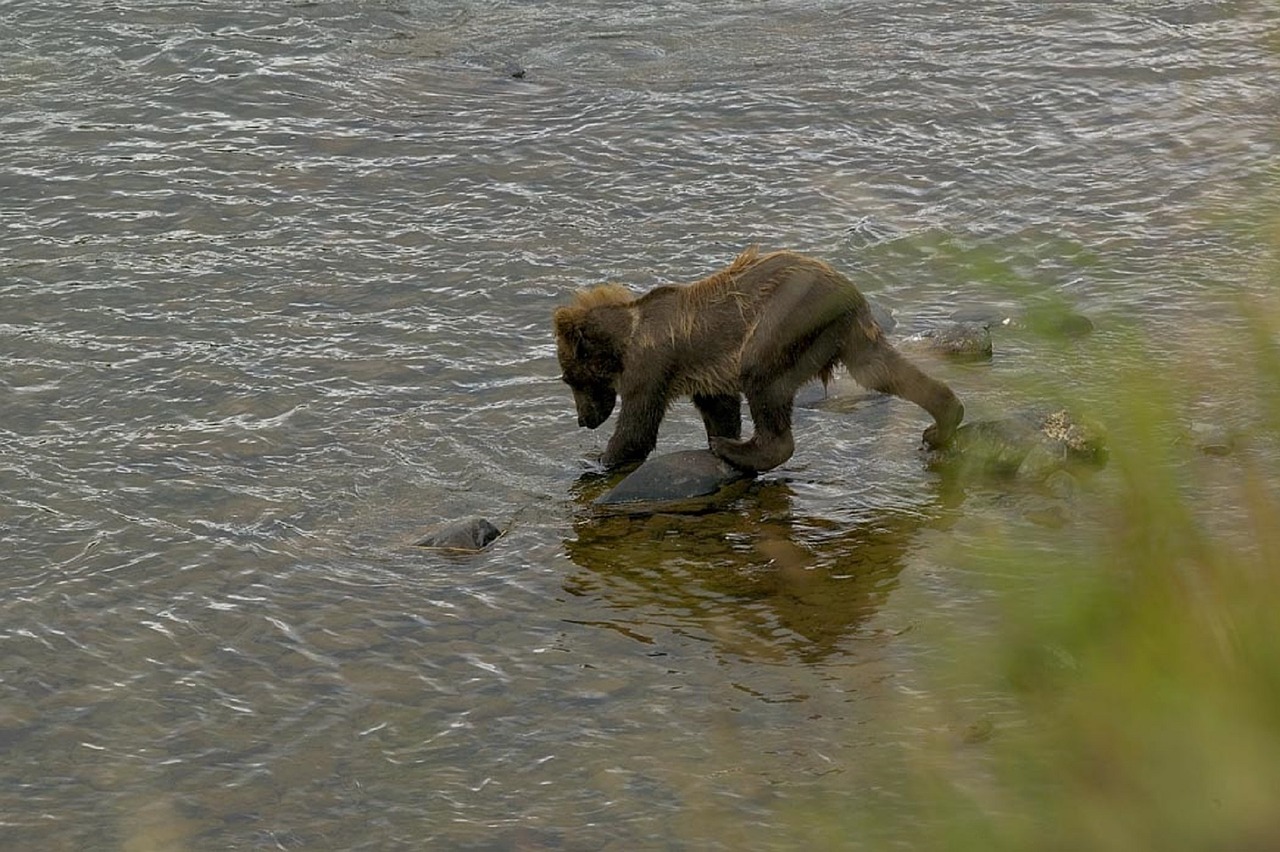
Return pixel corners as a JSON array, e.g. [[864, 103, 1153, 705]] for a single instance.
[[553, 306, 586, 345]]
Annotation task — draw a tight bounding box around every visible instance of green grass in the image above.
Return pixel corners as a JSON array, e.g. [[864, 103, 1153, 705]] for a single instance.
[[895, 241, 1280, 849]]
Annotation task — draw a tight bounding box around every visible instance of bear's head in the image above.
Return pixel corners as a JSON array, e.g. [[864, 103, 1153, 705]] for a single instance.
[[553, 286, 633, 429]]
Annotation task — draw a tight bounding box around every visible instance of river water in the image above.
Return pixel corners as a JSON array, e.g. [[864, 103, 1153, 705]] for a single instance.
[[2, 1, 1278, 849]]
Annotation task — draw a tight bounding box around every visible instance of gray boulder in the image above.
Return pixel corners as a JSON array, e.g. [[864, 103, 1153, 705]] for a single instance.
[[933, 408, 1107, 479], [867, 298, 897, 334], [415, 517, 502, 551]]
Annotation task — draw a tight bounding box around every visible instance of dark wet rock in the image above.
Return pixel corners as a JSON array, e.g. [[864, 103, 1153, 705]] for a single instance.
[[415, 517, 501, 551], [931, 408, 1107, 479], [1181, 421, 1243, 457], [899, 322, 993, 361], [794, 384, 884, 413], [935, 409, 1107, 528], [1039, 409, 1106, 460], [595, 449, 753, 513], [503, 63, 527, 79], [1042, 468, 1080, 501], [867, 298, 897, 334]]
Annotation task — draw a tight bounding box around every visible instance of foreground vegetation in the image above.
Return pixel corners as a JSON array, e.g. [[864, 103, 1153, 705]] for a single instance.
[[901, 246, 1280, 848]]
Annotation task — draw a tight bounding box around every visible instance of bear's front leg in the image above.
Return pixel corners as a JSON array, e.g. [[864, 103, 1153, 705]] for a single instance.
[[601, 388, 666, 468], [710, 370, 801, 473]]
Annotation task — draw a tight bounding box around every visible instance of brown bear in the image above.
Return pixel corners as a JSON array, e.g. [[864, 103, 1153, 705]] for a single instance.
[[553, 247, 964, 472]]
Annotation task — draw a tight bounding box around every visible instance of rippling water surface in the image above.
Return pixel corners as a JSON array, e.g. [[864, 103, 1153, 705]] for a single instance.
[[2, 1, 1278, 848]]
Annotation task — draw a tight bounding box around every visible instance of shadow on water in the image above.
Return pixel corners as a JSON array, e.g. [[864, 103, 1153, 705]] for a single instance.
[[561, 473, 944, 666]]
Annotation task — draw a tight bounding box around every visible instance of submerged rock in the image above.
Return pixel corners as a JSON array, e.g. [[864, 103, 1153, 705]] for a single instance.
[[867, 298, 897, 334], [1042, 310, 1094, 339], [595, 449, 753, 513], [899, 322, 993, 361], [1023, 305, 1095, 339], [1181, 421, 1243, 457], [933, 408, 1108, 479], [415, 517, 502, 551], [949, 305, 1095, 339], [949, 305, 1013, 326]]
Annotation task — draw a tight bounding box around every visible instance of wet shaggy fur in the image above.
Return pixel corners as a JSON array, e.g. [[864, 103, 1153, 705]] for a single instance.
[[553, 247, 964, 472]]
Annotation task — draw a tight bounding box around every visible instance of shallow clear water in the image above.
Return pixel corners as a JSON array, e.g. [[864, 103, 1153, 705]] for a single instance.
[[2, 1, 1278, 848]]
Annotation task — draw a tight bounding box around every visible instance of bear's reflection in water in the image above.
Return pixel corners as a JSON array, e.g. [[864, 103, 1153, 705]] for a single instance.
[[562, 476, 941, 665]]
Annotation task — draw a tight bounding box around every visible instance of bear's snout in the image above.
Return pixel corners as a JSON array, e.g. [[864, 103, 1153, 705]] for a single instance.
[[573, 387, 616, 429]]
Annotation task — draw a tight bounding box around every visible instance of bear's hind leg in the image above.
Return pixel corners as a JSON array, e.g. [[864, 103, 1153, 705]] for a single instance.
[[693, 393, 742, 441], [711, 323, 847, 472], [842, 336, 963, 446], [710, 389, 796, 473]]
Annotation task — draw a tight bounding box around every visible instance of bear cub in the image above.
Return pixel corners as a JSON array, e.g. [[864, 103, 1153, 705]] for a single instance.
[[553, 247, 964, 473]]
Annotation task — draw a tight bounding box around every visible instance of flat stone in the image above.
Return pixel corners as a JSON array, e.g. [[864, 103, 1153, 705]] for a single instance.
[[595, 449, 753, 512]]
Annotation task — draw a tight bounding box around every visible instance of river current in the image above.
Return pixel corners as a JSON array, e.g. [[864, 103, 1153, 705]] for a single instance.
[[2, 1, 1278, 849]]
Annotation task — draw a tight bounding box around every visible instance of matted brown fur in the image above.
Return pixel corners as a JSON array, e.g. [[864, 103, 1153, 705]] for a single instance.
[[564, 281, 633, 311], [562, 247, 877, 397]]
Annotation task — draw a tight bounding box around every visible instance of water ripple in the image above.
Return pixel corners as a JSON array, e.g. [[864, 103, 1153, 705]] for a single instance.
[[2, 0, 1279, 847]]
